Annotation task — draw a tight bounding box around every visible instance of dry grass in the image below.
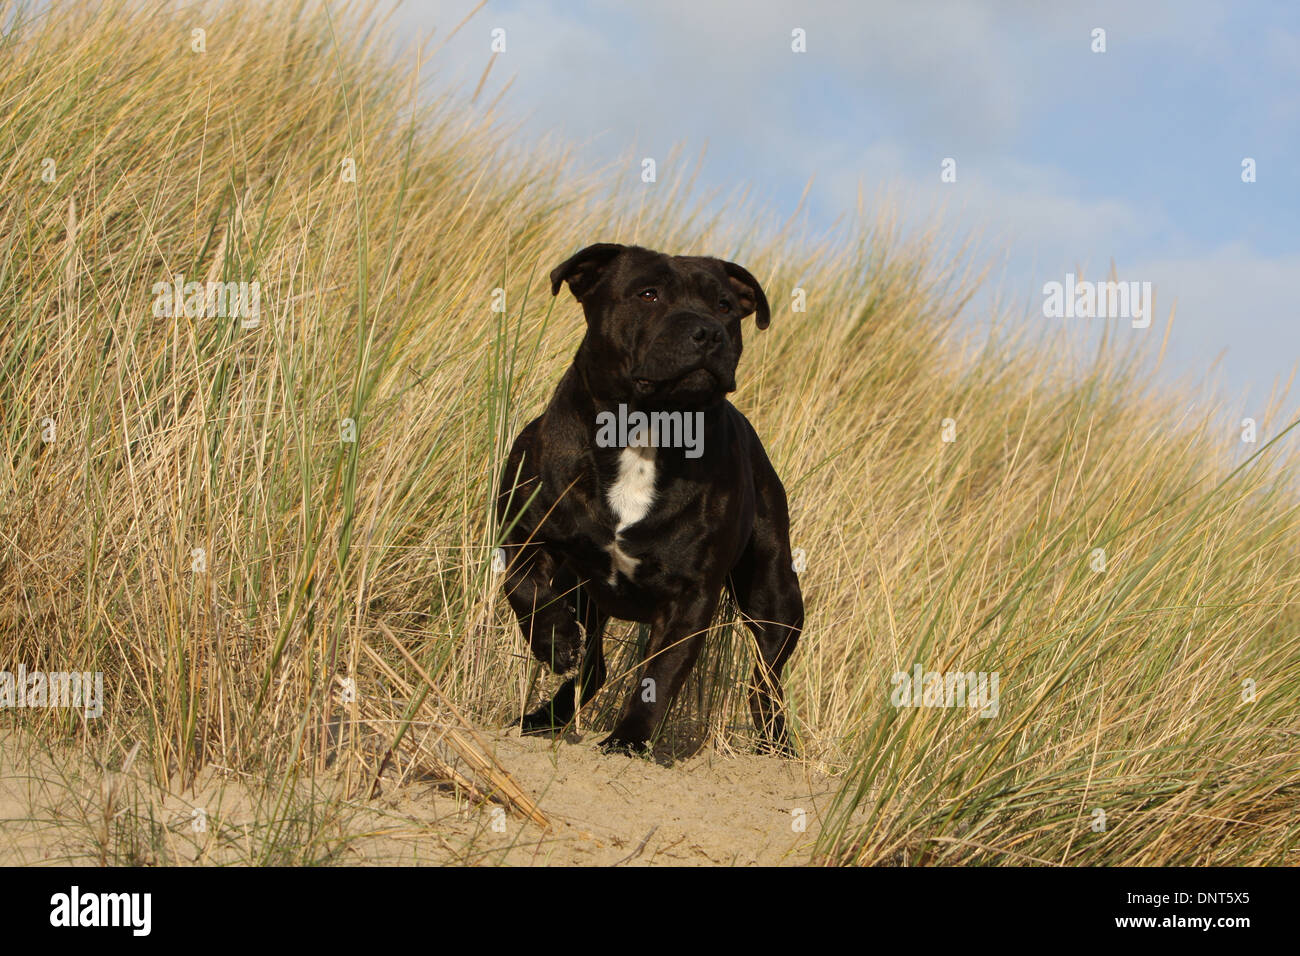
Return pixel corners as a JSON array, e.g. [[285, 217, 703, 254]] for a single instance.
[[1, 0, 1297, 865]]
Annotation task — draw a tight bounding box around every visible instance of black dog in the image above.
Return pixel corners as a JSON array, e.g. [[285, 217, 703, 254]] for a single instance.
[[496, 243, 803, 755]]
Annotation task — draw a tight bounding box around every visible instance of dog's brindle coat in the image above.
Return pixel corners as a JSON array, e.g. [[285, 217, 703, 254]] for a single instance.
[[496, 243, 803, 755]]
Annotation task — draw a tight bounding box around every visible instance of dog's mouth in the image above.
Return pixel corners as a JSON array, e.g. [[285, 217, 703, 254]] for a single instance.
[[633, 366, 732, 398]]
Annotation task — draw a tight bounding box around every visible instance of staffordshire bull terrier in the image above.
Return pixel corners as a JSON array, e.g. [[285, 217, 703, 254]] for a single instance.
[[496, 243, 803, 755]]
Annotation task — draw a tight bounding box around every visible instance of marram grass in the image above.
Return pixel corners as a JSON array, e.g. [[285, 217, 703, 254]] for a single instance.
[[1, 0, 1297, 865]]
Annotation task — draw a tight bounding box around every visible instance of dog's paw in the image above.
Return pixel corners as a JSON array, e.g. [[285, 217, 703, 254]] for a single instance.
[[597, 734, 649, 757], [519, 714, 558, 737], [519, 703, 568, 736], [756, 738, 797, 759], [529, 644, 579, 675], [531, 630, 581, 675]]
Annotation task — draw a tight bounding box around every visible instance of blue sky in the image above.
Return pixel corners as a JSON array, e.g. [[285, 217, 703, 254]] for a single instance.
[[393, 0, 1299, 414]]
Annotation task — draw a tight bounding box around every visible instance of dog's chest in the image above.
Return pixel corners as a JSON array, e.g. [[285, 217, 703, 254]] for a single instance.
[[604, 446, 657, 584]]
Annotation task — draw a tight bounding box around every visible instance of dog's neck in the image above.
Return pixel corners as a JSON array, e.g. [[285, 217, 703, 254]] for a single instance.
[[543, 363, 728, 473]]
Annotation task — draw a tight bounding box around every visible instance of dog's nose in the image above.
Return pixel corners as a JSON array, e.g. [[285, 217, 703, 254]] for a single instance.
[[691, 322, 724, 350]]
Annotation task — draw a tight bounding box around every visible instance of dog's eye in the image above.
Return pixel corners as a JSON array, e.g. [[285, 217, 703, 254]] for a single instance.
[[638, 288, 658, 302], [718, 300, 732, 314]]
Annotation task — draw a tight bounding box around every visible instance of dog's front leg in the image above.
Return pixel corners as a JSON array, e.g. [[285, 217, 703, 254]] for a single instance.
[[599, 591, 720, 754], [501, 543, 583, 674], [520, 585, 608, 734]]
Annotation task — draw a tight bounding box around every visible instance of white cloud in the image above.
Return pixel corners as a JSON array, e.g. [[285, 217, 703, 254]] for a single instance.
[[1132, 244, 1300, 404]]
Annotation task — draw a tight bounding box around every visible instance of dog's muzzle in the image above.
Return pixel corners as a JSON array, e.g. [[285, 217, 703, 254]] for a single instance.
[[631, 314, 735, 395]]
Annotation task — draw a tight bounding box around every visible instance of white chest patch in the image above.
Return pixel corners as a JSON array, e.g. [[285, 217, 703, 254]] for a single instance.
[[605, 445, 657, 583], [607, 446, 658, 529]]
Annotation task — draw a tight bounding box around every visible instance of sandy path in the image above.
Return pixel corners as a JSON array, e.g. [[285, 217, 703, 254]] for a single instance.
[[0, 730, 845, 866]]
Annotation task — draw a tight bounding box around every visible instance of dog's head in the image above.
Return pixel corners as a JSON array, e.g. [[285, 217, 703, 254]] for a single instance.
[[550, 243, 770, 409]]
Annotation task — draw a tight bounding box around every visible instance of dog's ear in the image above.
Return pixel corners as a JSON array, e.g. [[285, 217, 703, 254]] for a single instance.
[[549, 243, 626, 302], [720, 259, 771, 330]]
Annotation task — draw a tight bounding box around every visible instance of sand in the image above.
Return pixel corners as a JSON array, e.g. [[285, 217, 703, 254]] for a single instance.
[[0, 729, 845, 866]]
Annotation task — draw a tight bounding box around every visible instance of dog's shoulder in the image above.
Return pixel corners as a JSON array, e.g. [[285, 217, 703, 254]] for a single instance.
[[721, 401, 785, 489], [496, 415, 543, 518], [502, 414, 543, 474], [720, 401, 764, 458]]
